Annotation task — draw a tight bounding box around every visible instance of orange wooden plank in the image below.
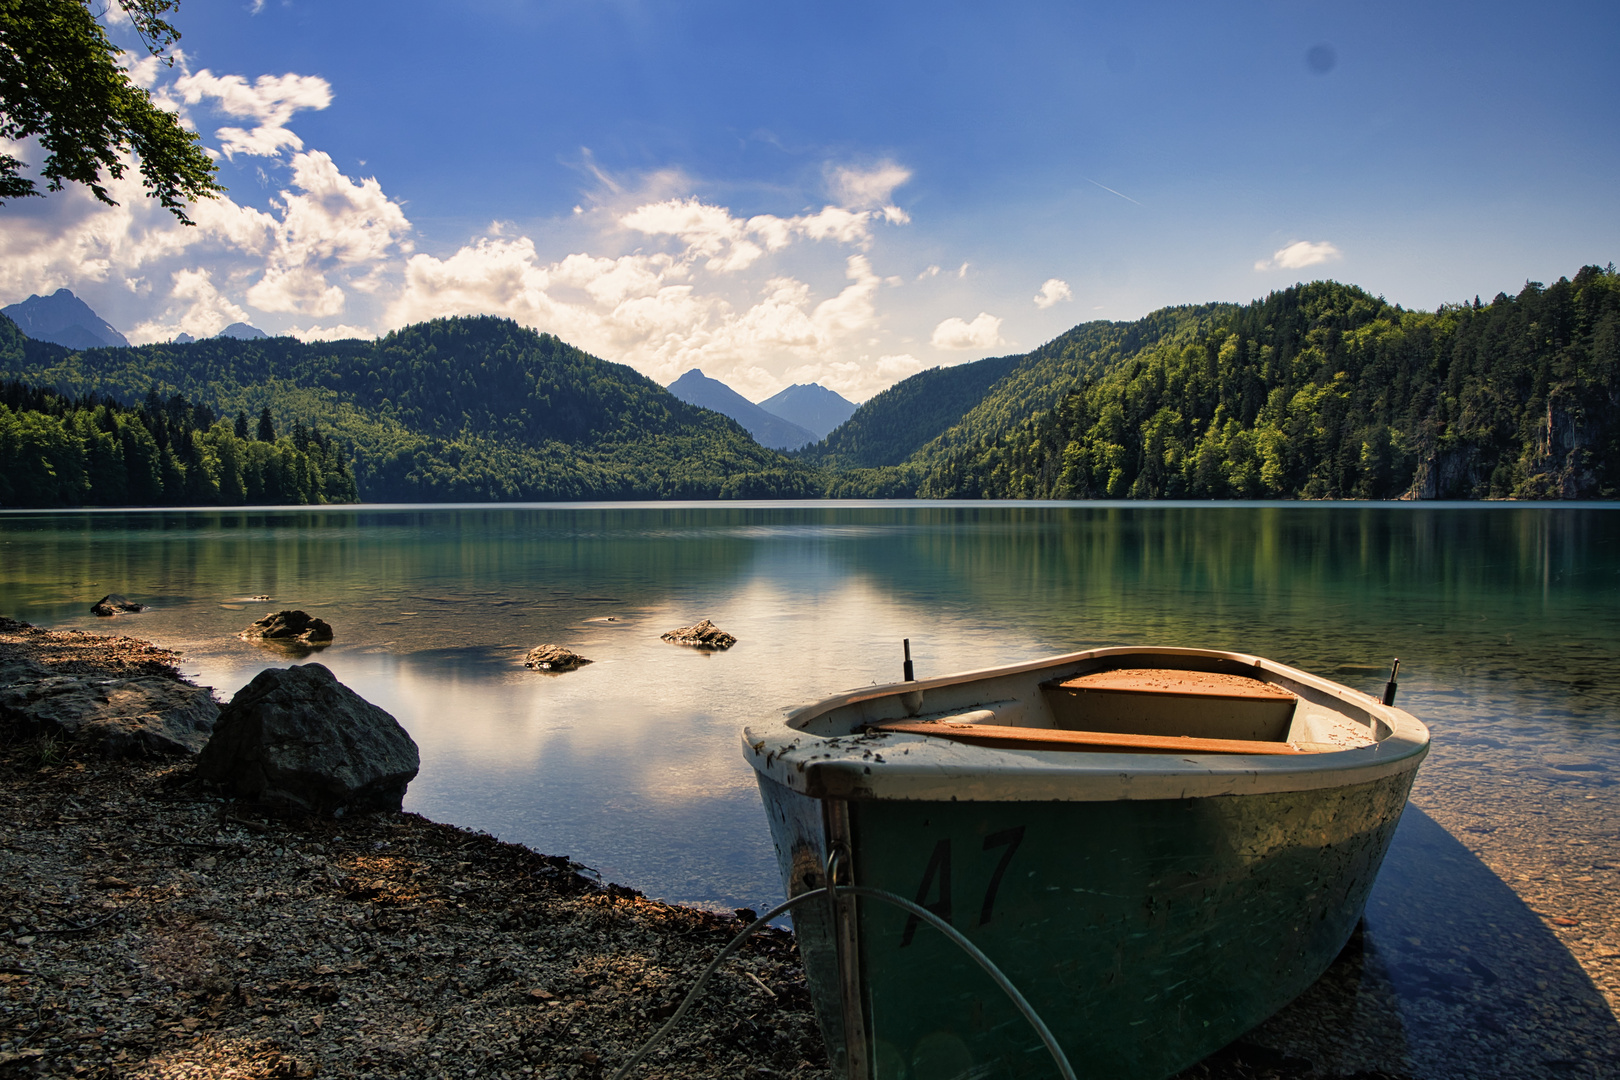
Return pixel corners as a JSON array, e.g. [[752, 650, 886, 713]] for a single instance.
[[872, 720, 1307, 756], [1051, 668, 1296, 701]]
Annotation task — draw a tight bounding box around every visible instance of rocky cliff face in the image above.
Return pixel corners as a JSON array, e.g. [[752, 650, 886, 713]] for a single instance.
[[1516, 389, 1611, 499]]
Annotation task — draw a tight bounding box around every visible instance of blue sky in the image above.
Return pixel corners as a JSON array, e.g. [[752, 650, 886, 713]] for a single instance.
[[3, 0, 1616, 401]]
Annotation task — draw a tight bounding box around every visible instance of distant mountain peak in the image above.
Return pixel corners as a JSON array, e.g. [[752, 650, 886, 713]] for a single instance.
[[667, 369, 818, 450], [217, 322, 268, 340], [1, 288, 129, 350], [758, 382, 858, 442]]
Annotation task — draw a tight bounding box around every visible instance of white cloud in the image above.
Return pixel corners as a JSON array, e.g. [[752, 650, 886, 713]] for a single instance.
[[174, 70, 333, 160], [388, 235, 890, 391], [0, 52, 950, 400], [918, 264, 941, 280], [245, 150, 414, 315], [876, 353, 925, 381], [619, 195, 903, 271], [287, 323, 374, 342], [828, 161, 911, 209], [128, 268, 252, 341], [931, 312, 1004, 351], [1254, 240, 1342, 271], [1034, 278, 1072, 308]]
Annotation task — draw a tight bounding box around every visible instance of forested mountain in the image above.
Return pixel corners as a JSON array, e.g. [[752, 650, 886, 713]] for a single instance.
[[0, 315, 818, 503], [0, 380, 355, 507], [3, 265, 1613, 506], [912, 268, 1619, 499], [805, 303, 1231, 495], [801, 354, 1022, 469]]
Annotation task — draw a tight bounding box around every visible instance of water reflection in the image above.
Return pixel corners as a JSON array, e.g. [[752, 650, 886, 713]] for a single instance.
[[1250, 807, 1620, 1079], [2, 501, 1617, 1074]]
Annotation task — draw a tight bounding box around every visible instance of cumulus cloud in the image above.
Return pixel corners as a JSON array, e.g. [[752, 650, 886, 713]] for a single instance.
[[128, 268, 252, 341], [389, 235, 889, 391], [1034, 278, 1072, 308], [1254, 240, 1342, 271], [174, 70, 333, 159], [245, 150, 414, 315], [619, 196, 901, 271], [0, 139, 410, 339], [876, 353, 925, 381], [1, 51, 945, 398], [931, 312, 1003, 351]]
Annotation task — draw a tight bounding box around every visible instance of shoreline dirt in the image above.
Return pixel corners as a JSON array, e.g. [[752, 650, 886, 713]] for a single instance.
[[1, 619, 1419, 1080]]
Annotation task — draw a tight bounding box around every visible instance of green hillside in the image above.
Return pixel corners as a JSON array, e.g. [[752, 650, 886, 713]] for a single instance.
[[812, 304, 1233, 496], [922, 304, 1235, 460], [913, 268, 1620, 499], [4, 265, 1613, 506], [802, 354, 1021, 469], [0, 378, 355, 507], [0, 315, 819, 502]]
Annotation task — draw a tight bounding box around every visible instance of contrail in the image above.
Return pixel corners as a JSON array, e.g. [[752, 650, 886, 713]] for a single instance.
[[1084, 177, 1141, 206]]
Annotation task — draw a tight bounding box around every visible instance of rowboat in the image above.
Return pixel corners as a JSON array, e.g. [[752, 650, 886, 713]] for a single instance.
[[741, 646, 1429, 1080]]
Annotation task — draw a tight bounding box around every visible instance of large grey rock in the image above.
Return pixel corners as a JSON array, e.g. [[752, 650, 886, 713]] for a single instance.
[[0, 660, 219, 755], [196, 664, 419, 816]]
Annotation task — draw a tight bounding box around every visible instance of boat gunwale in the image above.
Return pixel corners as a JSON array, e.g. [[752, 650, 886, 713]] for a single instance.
[[741, 645, 1430, 803]]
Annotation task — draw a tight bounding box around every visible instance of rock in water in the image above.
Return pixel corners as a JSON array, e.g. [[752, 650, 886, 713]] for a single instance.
[[90, 594, 147, 617], [240, 610, 333, 646], [524, 644, 591, 671], [0, 657, 218, 756], [196, 663, 419, 815], [660, 619, 737, 649]]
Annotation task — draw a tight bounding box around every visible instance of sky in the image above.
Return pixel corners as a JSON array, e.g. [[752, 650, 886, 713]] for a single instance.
[[3, 0, 1617, 403]]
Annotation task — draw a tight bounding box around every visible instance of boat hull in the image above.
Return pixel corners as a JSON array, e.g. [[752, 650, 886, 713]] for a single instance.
[[758, 768, 1415, 1079], [746, 647, 1429, 1079]]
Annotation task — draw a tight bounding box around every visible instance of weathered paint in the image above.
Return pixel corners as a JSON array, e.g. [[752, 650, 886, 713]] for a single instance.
[[847, 774, 1414, 1079]]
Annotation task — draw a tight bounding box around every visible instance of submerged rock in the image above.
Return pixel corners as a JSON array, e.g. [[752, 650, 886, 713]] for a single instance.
[[196, 663, 419, 816], [660, 619, 737, 650], [240, 610, 333, 646], [524, 644, 591, 672], [0, 657, 218, 756], [90, 594, 146, 617]]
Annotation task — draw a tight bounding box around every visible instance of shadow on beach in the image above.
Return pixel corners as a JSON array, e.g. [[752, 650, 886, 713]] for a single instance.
[[1232, 806, 1620, 1080]]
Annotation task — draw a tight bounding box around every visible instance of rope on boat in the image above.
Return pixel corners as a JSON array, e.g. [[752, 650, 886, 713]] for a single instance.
[[609, 884, 1077, 1080]]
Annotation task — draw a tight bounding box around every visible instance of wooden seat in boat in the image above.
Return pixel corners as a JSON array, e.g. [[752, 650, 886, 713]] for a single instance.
[[869, 720, 1307, 755]]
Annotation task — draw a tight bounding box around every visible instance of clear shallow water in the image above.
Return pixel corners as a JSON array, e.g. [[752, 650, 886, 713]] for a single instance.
[[3, 501, 1618, 1075]]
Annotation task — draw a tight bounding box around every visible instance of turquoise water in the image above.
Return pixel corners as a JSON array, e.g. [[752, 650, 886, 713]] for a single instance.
[[3, 501, 1617, 1075]]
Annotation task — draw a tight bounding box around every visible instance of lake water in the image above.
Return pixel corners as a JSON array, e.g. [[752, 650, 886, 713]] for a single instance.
[[2, 501, 1617, 1077]]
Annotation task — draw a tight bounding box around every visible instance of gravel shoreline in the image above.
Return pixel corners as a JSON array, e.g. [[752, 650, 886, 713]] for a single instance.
[[0, 746, 833, 1080], [0, 619, 1424, 1080]]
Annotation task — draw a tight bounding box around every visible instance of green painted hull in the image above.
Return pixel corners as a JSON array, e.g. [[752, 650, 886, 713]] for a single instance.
[[757, 770, 1414, 1079], [746, 646, 1430, 1080]]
